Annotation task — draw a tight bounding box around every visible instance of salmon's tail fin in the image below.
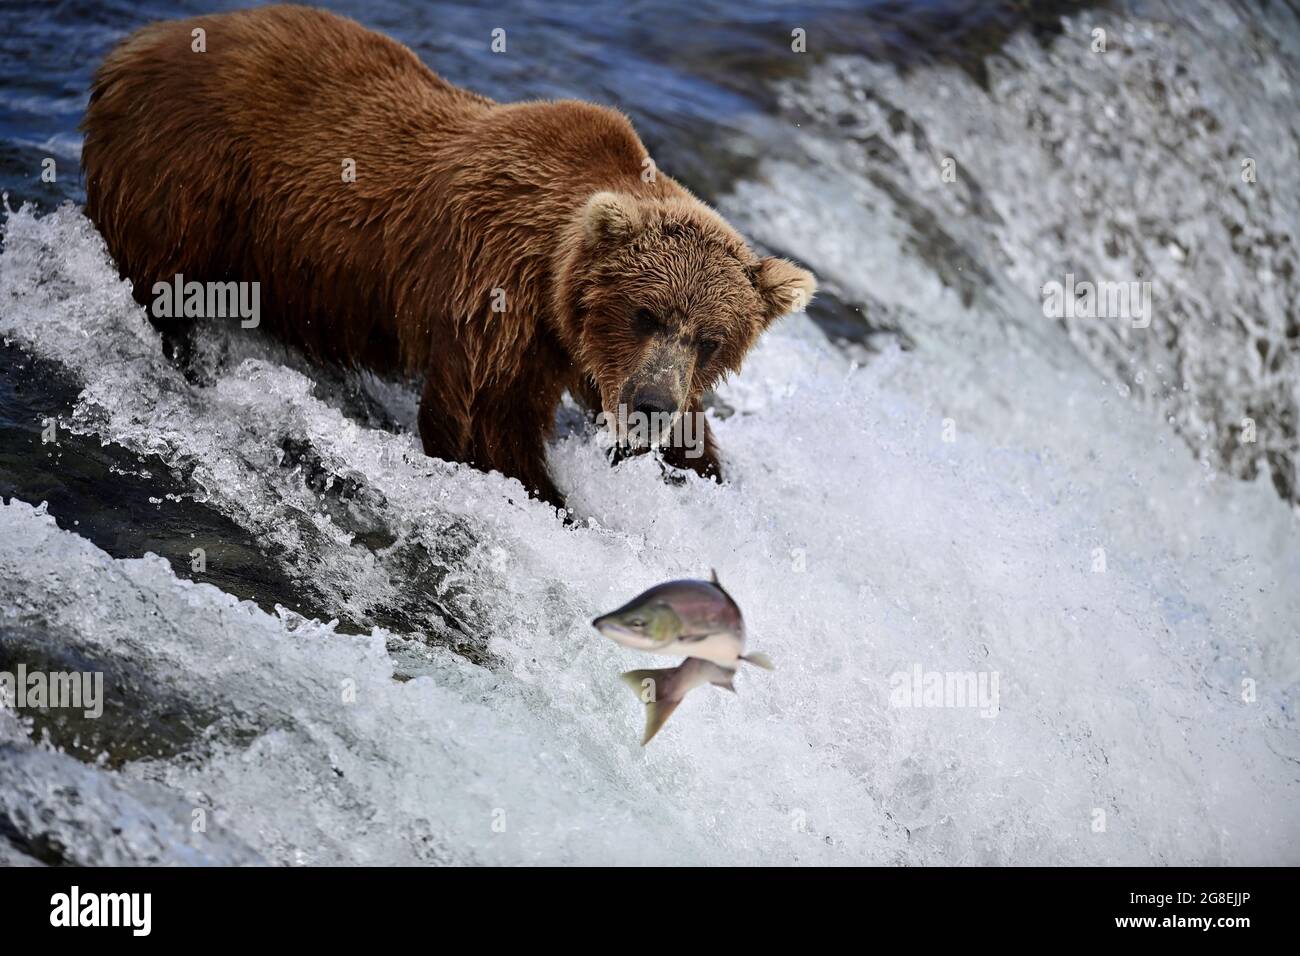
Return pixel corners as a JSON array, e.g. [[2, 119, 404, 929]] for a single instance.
[[621, 667, 683, 745]]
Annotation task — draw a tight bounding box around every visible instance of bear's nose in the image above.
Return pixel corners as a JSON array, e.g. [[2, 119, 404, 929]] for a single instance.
[[632, 387, 677, 420]]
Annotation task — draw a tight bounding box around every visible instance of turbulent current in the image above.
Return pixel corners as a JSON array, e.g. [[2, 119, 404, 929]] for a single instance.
[[0, 0, 1296, 865]]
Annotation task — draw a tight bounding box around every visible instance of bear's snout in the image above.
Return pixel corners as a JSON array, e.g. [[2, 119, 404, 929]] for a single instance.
[[615, 336, 696, 446], [618, 380, 682, 447], [632, 385, 678, 422]]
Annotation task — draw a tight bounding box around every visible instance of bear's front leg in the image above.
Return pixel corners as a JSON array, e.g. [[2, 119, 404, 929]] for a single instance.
[[418, 376, 471, 466], [489, 432, 565, 511], [416, 378, 557, 504], [469, 382, 568, 512]]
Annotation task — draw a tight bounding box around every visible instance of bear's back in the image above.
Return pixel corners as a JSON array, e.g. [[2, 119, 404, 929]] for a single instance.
[[83, 5, 505, 369]]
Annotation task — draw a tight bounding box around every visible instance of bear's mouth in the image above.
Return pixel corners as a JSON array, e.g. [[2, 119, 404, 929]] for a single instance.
[[596, 380, 682, 450]]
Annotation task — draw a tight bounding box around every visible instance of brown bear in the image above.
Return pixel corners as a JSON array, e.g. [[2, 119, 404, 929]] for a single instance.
[[81, 4, 815, 509]]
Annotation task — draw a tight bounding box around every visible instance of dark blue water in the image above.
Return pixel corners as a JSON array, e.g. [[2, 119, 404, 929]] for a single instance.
[[0, 0, 1087, 208]]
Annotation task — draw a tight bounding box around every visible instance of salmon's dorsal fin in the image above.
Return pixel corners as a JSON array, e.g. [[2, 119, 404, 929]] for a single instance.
[[709, 568, 732, 599]]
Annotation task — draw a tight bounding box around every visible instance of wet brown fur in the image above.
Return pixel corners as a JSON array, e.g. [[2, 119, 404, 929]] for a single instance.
[[81, 4, 815, 507]]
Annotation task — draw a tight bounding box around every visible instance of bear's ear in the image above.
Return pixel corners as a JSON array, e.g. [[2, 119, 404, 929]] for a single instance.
[[582, 191, 642, 244], [754, 256, 817, 321]]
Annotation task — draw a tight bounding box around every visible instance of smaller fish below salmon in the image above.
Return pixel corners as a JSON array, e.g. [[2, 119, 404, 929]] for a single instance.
[[593, 571, 773, 745]]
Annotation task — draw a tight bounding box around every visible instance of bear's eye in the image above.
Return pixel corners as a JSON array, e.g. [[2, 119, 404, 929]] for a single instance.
[[633, 309, 661, 336], [698, 338, 721, 360]]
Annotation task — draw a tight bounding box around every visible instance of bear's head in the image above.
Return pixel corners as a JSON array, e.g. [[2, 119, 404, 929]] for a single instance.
[[564, 190, 816, 447]]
